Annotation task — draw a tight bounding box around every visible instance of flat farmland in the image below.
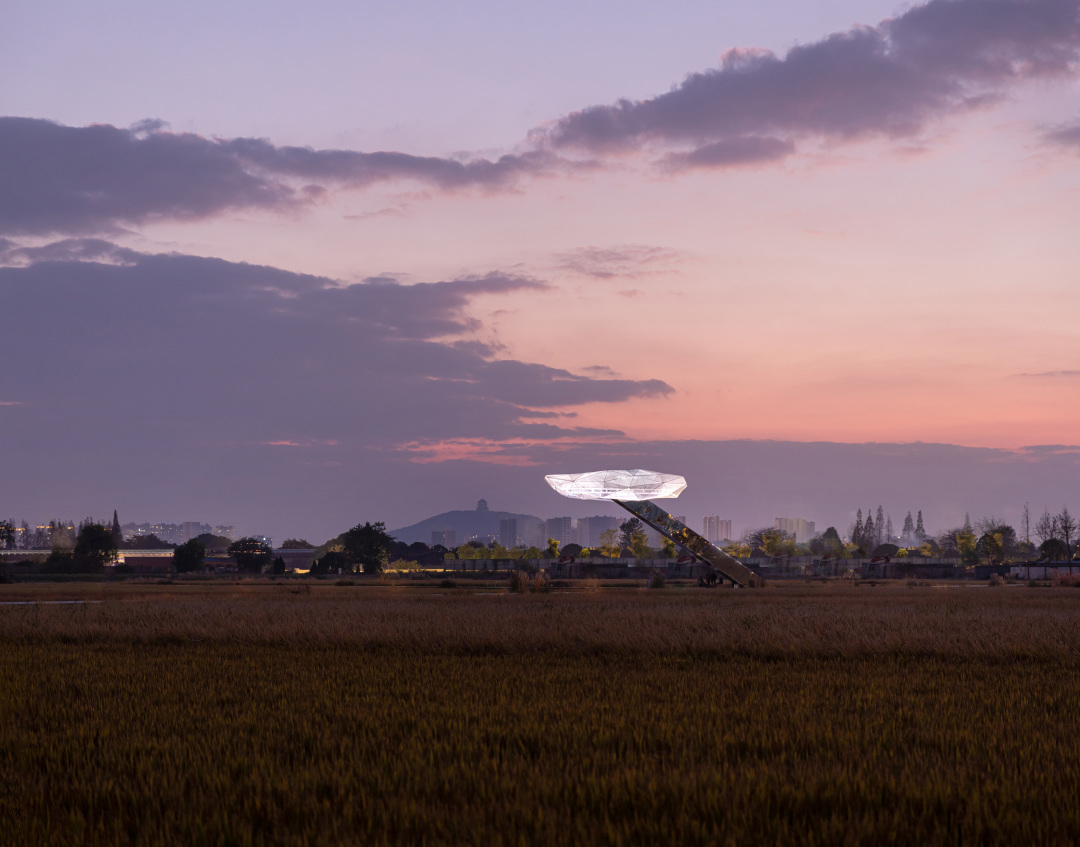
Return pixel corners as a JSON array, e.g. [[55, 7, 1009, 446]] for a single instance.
[[2, 582, 1079, 845]]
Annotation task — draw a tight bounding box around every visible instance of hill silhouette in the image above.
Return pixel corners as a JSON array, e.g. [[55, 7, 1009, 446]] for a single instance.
[[389, 499, 543, 546]]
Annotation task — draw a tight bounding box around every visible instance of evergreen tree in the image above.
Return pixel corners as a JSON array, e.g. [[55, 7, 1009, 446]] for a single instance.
[[885, 515, 894, 542], [902, 512, 915, 541], [851, 509, 864, 548], [875, 505, 885, 547], [963, 513, 973, 533], [111, 510, 123, 547], [915, 510, 926, 540], [864, 514, 875, 548], [618, 517, 645, 549]]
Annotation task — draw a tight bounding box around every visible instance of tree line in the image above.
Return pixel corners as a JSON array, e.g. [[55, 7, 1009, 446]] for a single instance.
[[5, 503, 1076, 577]]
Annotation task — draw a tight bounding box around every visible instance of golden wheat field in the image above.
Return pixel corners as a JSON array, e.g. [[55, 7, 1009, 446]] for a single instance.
[[2, 581, 1080, 845]]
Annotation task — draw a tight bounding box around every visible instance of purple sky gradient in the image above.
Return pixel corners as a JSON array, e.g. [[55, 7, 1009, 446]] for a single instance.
[[2, 0, 1080, 542]]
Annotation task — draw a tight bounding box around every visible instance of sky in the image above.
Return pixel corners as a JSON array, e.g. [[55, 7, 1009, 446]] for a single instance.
[[2, 0, 1080, 543]]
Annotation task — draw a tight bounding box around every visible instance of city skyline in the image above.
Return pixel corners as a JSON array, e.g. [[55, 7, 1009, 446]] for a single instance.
[[3, 0, 1079, 543]]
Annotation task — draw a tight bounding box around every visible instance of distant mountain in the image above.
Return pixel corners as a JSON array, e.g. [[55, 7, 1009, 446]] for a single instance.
[[389, 499, 543, 546]]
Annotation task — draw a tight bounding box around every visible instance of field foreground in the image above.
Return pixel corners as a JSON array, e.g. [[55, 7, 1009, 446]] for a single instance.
[[2, 583, 1079, 845]]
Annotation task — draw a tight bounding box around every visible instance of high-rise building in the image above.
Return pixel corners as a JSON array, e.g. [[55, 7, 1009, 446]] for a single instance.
[[575, 517, 591, 546], [774, 517, 816, 544], [704, 516, 732, 545], [431, 529, 457, 548], [545, 517, 572, 547], [576, 515, 618, 547], [499, 518, 518, 548]]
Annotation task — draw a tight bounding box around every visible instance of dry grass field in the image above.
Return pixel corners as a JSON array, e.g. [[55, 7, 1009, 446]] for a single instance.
[[2, 581, 1080, 845]]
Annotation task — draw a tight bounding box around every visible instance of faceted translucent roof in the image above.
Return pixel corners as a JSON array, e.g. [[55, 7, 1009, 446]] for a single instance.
[[545, 469, 687, 501]]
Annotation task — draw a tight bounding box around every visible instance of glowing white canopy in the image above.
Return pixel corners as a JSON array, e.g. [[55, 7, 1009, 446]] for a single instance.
[[545, 469, 687, 501]]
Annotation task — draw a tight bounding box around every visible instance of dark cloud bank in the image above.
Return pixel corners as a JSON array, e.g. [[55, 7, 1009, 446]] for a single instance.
[[550, 0, 1080, 167], [4, 1, 1079, 238], [0, 243, 671, 537], [0, 117, 553, 236]]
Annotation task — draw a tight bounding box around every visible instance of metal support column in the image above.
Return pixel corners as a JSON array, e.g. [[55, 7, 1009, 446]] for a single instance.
[[613, 498, 757, 586]]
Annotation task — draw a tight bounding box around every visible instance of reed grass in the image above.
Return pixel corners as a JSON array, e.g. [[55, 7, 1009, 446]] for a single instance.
[[2, 583, 1080, 845], [1, 582, 1079, 657]]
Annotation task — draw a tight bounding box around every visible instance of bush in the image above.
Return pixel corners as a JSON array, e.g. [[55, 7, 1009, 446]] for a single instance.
[[529, 571, 550, 593], [648, 571, 666, 589], [509, 570, 549, 594], [439, 578, 457, 589]]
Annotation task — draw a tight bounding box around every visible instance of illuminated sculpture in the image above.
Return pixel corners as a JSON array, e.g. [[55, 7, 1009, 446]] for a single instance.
[[544, 469, 687, 501], [544, 469, 756, 586]]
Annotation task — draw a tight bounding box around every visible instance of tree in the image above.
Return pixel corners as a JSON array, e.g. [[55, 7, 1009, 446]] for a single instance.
[[902, 512, 915, 542], [659, 537, 677, 559], [227, 537, 273, 573], [618, 518, 645, 549], [110, 510, 123, 547], [744, 528, 793, 558], [197, 533, 233, 552], [628, 531, 651, 559], [271, 556, 286, 575], [723, 541, 752, 559], [280, 538, 313, 549], [915, 510, 926, 541], [1057, 506, 1076, 553], [310, 550, 349, 575], [341, 521, 395, 574], [875, 505, 885, 547], [957, 529, 978, 565], [1034, 509, 1060, 544], [0, 521, 13, 549], [50, 521, 74, 550], [74, 523, 119, 569], [885, 514, 894, 543], [1039, 538, 1070, 562], [597, 529, 619, 558], [173, 538, 206, 573], [124, 533, 174, 550], [851, 509, 864, 549], [938, 527, 978, 563], [975, 521, 1018, 565], [864, 515, 875, 548], [976, 531, 1005, 565], [1022, 503, 1032, 544], [544, 537, 560, 559], [811, 526, 843, 557]]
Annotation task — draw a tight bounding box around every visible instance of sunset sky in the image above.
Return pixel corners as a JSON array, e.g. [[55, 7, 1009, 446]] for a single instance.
[[3, 0, 1080, 542]]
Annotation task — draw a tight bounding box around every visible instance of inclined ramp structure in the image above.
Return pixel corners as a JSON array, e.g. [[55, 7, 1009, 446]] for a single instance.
[[544, 469, 757, 586]]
